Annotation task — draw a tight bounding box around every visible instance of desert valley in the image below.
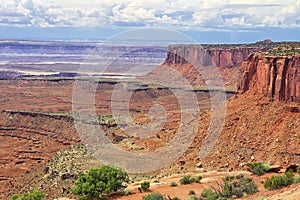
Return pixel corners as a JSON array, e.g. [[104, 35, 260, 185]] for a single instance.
[[0, 40, 299, 200]]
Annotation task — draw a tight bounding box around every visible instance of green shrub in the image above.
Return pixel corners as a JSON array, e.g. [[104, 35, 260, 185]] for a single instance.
[[142, 193, 164, 200], [141, 181, 151, 192], [188, 190, 196, 195], [193, 175, 202, 183], [264, 176, 286, 190], [264, 170, 294, 190], [297, 167, 300, 174], [223, 175, 235, 182], [179, 176, 194, 185], [11, 190, 45, 200], [293, 175, 300, 184], [153, 179, 160, 183], [171, 197, 180, 200], [200, 188, 220, 200], [286, 170, 294, 180], [170, 182, 178, 187], [235, 174, 244, 179], [247, 162, 270, 176], [186, 196, 199, 200], [71, 165, 129, 200], [201, 175, 258, 199], [228, 177, 258, 198]]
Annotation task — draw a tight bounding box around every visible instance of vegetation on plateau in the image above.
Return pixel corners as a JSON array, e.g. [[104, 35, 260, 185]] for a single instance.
[[264, 48, 300, 56]]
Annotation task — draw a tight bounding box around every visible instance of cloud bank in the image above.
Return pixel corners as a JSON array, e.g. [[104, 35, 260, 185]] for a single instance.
[[0, 0, 299, 30]]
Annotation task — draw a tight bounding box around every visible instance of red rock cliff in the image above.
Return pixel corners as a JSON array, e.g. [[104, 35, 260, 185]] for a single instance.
[[162, 45, 267, 89], [238, 53, 300, 102], [164, 44, 265, 68]]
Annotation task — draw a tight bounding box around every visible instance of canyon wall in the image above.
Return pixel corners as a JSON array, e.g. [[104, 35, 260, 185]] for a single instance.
[[162, 45, 268, 89], [164, 44, 266, 68], [238, 54, 300, 103], [164, 45, 300, 102]]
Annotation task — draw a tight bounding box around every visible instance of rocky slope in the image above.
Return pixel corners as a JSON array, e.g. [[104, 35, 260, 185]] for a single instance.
[[0, 110, 80, 198], [193, 92, 300, 170], [238, 53, 300, 103]]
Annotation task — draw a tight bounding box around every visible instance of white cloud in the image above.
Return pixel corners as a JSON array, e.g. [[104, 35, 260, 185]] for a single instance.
[[111, 3, 156, 23], [0, 0, 299, 29]]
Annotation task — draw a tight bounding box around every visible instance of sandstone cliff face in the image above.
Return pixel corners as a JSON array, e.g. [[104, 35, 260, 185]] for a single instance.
[[238, 54, 300, 103], [165, 45, 264, 68]]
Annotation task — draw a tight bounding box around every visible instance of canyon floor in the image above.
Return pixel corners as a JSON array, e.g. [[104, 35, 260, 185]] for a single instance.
[[0, 77, 299, 199]]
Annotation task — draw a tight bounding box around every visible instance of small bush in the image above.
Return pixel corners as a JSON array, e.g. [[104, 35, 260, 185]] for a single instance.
[[201, 175, 258, 199], [188, 190, 196, 195], [11, 190, 45, 200], [200, 188, 220, 200], [186, 196, 199, 200], [285, 170, 294, 181], [170, 182, 178, 187], [236, 173, 244, 179], [171, 197, 180, 200], [223, 175, 235, 182], [179, 176, 194, 185], [264, 170, 294, 190], [247, 162, 270, 176], [153, 179, 160, 183], [297, 167, 300, 174], [142, 193, 164, 200], [293, 175, 300, 184], [231, 177, 258, 198], [141, 181, 150, 192], [193, 175, 202, 183]]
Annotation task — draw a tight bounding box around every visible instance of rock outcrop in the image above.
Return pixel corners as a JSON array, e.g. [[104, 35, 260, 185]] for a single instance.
[[238, 54, 300, 103]]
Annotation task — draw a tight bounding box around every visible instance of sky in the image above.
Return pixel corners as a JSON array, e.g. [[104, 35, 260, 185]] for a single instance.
[[0, 0, 299, 43]]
